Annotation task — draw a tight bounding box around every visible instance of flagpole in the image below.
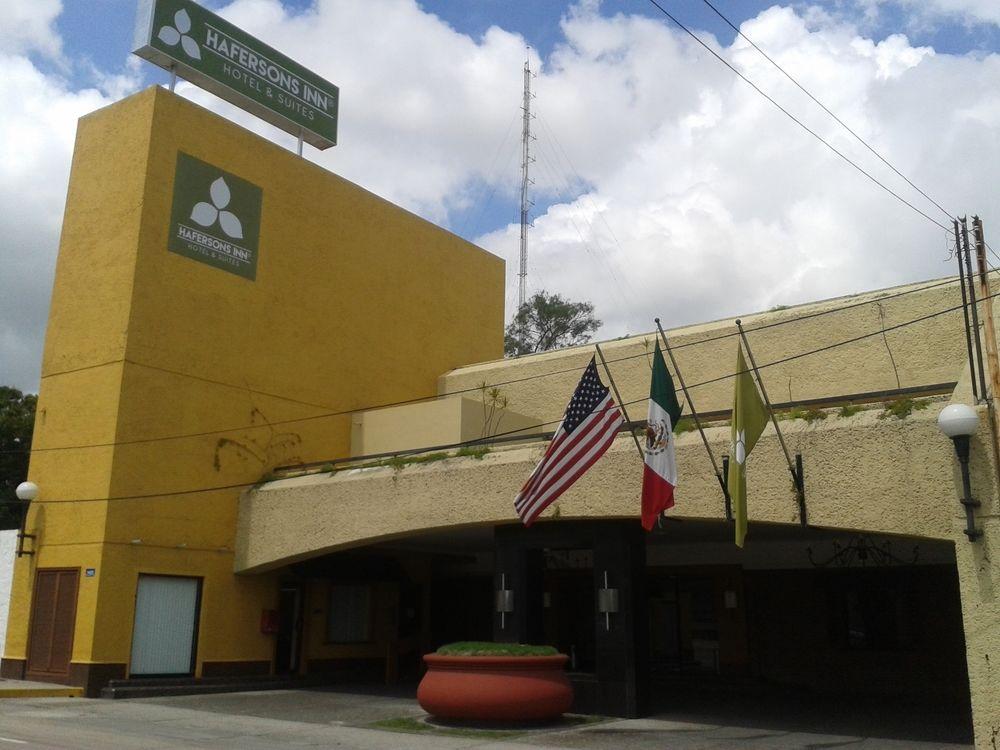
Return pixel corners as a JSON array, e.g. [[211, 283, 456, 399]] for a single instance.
[[655, 319, 731, 512], [735, 320, 798, 484], [594, 343, 645, 461]]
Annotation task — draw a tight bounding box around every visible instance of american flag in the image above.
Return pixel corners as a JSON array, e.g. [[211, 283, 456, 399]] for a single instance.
[[514, 357, 625, 526]]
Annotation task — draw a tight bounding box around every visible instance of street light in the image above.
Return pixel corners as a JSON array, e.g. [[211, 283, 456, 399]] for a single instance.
[[14, 481, 38, 557], [15, 482, 38, 502], [938, 404, 982, 542]]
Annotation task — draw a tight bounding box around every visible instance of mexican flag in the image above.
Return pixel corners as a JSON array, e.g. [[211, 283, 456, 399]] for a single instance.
[[728, 344, 769, 547], [641, 341, 683, 530]]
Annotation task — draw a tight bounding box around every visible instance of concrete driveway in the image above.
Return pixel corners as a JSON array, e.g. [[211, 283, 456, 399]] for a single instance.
[[0, 687, 975, 749]]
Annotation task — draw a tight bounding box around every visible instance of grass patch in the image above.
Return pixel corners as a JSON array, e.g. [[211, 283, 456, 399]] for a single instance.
[[371, 714, 606, 740], [455, 445, 490, 460], [383, 452, 450, 471], [838, 404, 863, 418], [436, 641, 558, 657], [674, 418, 696, 434], [879, 397, 929, 420], [784, 407, 827, 424], [371, 717, 522, 739]]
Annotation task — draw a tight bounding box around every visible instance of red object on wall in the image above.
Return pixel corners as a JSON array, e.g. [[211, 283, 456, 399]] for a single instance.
[[260, 609, 280, 634], [418, 654, 573, 722]]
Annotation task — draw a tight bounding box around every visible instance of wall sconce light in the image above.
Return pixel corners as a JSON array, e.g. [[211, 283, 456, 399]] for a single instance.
[[495, 573, 514, 629], [597, 570, 619, 631], [14, 481, 38, 558], [938, 403, 982, 542]]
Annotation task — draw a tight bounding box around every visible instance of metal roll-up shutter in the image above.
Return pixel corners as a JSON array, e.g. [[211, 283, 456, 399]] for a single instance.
[[130, 575, 201, 676]]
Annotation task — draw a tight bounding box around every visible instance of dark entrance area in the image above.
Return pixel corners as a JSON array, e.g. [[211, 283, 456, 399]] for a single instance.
[[274, 582, 303, 675]]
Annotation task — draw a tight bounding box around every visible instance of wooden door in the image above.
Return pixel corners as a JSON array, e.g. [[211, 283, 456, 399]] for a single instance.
[[26, 569, 79, 678]]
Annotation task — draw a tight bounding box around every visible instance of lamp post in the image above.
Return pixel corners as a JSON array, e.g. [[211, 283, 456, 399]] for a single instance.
[[938, 404, 982, 542], [14, 481, 38, 557]]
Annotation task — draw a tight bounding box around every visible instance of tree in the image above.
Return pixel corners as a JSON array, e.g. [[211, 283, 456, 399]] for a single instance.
[[504, 291, 602, 357], [0, 386, 37, 530]]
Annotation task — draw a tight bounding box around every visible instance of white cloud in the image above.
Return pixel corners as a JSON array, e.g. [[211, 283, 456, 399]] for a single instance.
[[3, 0, 1000, 391], [858, 0, 1000, 27], [0, 0, 63, 60]]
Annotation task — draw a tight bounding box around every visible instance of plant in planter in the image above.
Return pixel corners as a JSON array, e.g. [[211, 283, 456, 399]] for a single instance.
[[418, 642, 573, 722]]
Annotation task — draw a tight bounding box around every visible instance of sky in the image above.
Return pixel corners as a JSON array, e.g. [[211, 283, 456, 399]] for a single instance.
[[3, 0, 1000, 392]]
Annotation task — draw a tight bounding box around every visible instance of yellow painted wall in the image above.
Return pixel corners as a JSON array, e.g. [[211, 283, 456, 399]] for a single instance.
[[4, 85, 504, 684], [350, 397, 539, 456]]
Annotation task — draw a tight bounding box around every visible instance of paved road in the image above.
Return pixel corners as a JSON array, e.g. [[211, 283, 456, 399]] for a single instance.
[[0, 689, 975, 749]]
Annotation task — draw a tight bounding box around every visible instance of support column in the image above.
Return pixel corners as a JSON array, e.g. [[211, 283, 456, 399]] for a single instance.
[[593, 522, 649, 718], [492, 527, 543, 644], [951, 419, 1000, 749]]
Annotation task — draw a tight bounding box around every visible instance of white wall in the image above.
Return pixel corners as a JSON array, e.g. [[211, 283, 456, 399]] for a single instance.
[[0, 529, 16, 657]]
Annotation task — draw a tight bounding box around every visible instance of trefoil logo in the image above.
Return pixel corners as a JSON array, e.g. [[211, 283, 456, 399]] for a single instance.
[[158, 9, 201, 60], [191, 177, 243, 239]]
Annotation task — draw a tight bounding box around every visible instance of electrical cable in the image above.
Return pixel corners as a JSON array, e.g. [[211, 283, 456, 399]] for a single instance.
[[1, 287, 992, 507], [0, 273, 988, 457], [643, 0, 950, 232], [698, 0, 955, 224]]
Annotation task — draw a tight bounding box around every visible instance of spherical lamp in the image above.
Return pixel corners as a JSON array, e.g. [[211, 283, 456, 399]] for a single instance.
[[15, 481, 38, 502], [937, 403, 979, 438], [938, 404, 982, 542]]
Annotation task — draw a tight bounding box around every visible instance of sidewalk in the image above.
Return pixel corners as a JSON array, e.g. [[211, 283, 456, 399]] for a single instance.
[[0, 677, 83, 699]]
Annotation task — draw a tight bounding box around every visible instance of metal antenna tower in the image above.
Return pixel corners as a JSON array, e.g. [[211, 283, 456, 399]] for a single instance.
[[517, 58, 535, 310]]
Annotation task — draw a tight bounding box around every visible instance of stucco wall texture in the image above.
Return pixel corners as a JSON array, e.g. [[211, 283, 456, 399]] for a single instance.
[[238, 279, 1000, 748], [4, 86, 504, 680]]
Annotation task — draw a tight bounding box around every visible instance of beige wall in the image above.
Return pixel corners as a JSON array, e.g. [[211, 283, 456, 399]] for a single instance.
[[236, 401, 990, 572]]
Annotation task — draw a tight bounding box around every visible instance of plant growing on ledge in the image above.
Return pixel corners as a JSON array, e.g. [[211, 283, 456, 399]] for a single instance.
[[436, 642, 558, 657]]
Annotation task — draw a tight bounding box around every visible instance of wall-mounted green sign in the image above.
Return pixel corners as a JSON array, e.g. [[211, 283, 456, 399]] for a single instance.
[[168, 152, 263, 280], [134, 0, 339, 149]]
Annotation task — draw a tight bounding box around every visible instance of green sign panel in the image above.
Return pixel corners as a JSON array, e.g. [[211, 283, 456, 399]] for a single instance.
[[134, 0, 339, 149], [168, 152, 263, 280]]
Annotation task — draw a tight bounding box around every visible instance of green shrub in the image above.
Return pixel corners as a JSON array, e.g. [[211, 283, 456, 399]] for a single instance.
[[436, 641, 558, 657], [879, 397, 929, 420], [455, 446, 490, 460], [838, 404, 862, 418]]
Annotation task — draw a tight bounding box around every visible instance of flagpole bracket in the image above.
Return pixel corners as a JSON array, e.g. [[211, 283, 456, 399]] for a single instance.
[[794, 453, 807, 527], [721, 454, 733, 522]]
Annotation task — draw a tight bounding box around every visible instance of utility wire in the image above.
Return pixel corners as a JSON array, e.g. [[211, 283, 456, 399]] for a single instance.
[[2, 287, 992, 507], [698, 0, 955, 224], [0, 274, 985, 457], [643, 0, 950, 232]]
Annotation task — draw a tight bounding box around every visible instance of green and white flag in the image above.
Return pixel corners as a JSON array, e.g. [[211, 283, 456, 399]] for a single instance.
[[641, 341, 683, 530], [728, 344, 769, 547]]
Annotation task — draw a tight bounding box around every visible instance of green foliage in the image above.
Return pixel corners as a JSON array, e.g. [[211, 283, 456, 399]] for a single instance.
[[504, 291, 601, 357], [838, 404, 863, 418], [0, 386, 36, 530], [455, 445, 490, 460], [436, 641, 558, 656], [879, 397, 929, 420], [785, 407, 828, 424], [769, 304, 791, 312], [478, 382, 508, 438], [673, 418, 696, 434], [384, 452, 449, 471], [370, 717, 523, 739]]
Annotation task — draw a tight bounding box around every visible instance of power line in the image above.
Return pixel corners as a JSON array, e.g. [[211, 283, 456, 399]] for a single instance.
[[698, 0, 955, 225], [0, 274, 982, 457], [643, 0, 950, 233], [2, 287, 990, 507]]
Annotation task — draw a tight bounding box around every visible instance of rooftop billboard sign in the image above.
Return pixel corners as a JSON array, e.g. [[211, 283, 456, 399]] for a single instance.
[[133, 0, 339, 149]]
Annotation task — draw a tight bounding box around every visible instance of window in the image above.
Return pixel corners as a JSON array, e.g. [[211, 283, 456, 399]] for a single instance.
[[326, 585, 371, 643]]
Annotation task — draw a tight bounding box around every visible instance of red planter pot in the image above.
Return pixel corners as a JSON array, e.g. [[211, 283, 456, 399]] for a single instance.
[[418, 653, 573, 722]]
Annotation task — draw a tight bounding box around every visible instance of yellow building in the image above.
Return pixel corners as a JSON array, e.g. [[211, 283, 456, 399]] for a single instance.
[[2, 85, 998, 749]]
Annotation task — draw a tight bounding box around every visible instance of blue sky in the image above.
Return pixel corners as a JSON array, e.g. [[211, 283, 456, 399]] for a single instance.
[[44, 2, 1000, 243], [4, 0, 1000, 390]]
